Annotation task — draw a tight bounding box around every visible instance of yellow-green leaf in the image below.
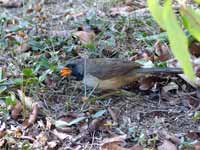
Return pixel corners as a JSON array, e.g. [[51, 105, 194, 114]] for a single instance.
[[147, 0, 165, 29], [181, 6, 200, 41], [163, 0, 195, 80], [194, 0, 200, 4]]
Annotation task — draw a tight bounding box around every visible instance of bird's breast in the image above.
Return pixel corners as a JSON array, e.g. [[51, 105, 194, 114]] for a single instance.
[[83, 74, 141, 90]]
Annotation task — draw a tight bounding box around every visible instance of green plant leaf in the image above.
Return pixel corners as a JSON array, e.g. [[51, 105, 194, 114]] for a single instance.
[[194, 0, 200, 4], [163, 0, 195, 80], [23, 68, 35, 78], [0, 86, 7, 94], [5, 96, 16, 106], [181, 6, 200, 41], [92, 109, 106, 119], [39, 69, 53, 82], [147, 0, 165, 29], [193, 111, 200, 121]]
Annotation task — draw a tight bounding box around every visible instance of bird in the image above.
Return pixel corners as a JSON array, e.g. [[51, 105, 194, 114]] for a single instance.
[[61, 58, 183, 90]]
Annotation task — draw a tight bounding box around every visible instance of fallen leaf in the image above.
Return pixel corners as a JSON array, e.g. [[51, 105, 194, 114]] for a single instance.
[[46, 117, 53, 130], [55, 116, 86, 128], [16, 42, 31, 53], [100, 135, 127, 150], [101, 142, 127, 150], [102, 135, 127, 144], [66, 12, 85, 19], [195, 66, 200, 78], [110, 6, 134, 16], [34, 3, 42, 12], [73, 31, 95, 44], [19, 135, 35, 143], [159, 130, 180, 145], [190, 42, 200, 57], [11, 101, 22, 120], [158, 140, 177, 150], [162, 82, 179, 93], [47, 140, 59, 149], [36, 132, 48, 146], [24, 104, 38, 128], [154, 41, 171, 61], [108, 107, 118, 124], [139, 77, 160, 91], [188, 96, 200, 109], [0, 131, 6, 139], [14, 127, 22, 138], [125, 0, 134, 6], [88, 118, 104, 132], [0, 0, 22, 8], [52, 129, 72, 140], [0, 139, 6, 147], [130, 145, 143, 150], [194, 143, 200, 150], [17, 90, 34, 110], [187, 131, 200, 140], [49, 30, 70, 38]]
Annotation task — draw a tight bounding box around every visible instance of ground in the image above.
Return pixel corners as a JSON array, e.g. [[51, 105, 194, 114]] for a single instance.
[[0, 0, 200, 150]]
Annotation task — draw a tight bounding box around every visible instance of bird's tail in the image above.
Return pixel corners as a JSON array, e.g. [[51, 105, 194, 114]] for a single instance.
[[133, 67, 183, 74]]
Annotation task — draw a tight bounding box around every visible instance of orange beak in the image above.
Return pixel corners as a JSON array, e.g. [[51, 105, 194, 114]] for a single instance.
[[60, 67, 72, 77]]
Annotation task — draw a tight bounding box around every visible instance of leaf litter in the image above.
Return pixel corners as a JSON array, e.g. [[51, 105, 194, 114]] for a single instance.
[[0, 0, 200, 149]]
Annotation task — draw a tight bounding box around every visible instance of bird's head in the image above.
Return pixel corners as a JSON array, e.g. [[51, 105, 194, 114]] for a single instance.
[[60, 60, 84, 80]]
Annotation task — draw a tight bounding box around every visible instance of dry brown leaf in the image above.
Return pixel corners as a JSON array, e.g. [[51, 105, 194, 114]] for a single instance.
[[159, 130, 180, 145], [20, 135, 35, 142], [139, 77, 159, 91], [0, 0, 22, 7], [100, 135, 127, 150], [187, 131, 200, 140], [125, 0, 134, 6], [49, 30, 70, 38], [110, 6, 134, 16], [154, 41, 171, 61], [14, 128, 22, 138], [47, 140, 58, 149], [158, 140, 177, 150], [102, 135, 127, 144], [11, 101, 22, 120], [16, 42, 31, 53], [17, 90, 34, 110], [17, 31, 26, 38], [0, 139, 6, 147], [194, 143, 200, 150], [46, 117, 52, 130], [74, 31, 95, 44], [184, 94, 200, 109], [24, 104, 38, 128], [88, 118, 104, 132], [130, 145, 143, 150], [162, 82, 178, 93], [190, 42, 200, 57], [36, 132, 48, 146], [52, 129, 72, 140], [108, 107, 118, 124], [67, 12, 85, 19], [0, 131, 6, 139], [101, 142, 127, 150], [34, 3, 42, 12]]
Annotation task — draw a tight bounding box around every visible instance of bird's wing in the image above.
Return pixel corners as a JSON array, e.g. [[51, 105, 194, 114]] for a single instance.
[[86, 58, 142, 80]]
